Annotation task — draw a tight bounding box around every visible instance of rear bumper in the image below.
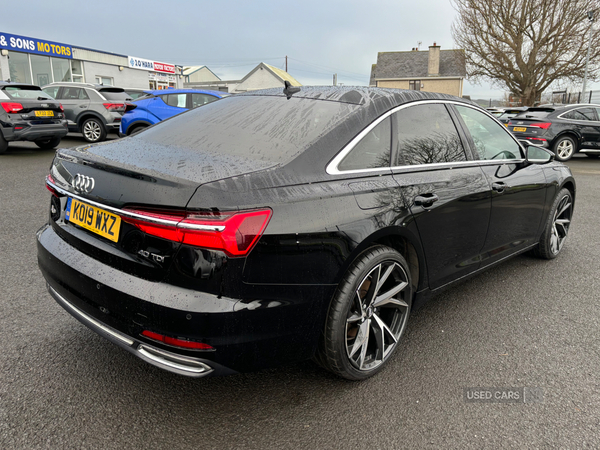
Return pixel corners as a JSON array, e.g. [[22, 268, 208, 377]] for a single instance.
[[48, 284, 227, 377], [2, 121, 68, 142], [37, 222, 329, 374]]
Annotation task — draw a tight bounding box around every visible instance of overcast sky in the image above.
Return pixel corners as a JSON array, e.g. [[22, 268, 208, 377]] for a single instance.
[[3, 0, 587, 100]]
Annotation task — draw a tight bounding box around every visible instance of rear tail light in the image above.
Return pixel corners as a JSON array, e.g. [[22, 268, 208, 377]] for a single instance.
[[141, 330, 213, 350], [45, 175, 60, 197], [59, 103, 64, 112], [1, 102, 24, 114], [103, 103, 125, 112], [125, 103, 138, 112], [122, 208, 272, 257], [530, 122, 551, 129]]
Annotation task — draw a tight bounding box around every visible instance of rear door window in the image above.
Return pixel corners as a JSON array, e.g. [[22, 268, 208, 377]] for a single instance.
[[393, 103, 468, 165], [455, 105, 522, 160], [191, 93, 218, 108], [60, 87, 88, 100]]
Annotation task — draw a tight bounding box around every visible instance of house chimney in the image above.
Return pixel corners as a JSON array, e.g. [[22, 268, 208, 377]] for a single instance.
[[428, 43, 440, 76]]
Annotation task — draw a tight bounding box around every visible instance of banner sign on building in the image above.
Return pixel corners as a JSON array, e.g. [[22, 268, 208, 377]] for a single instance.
[[128, 56, 176, 74], [0, 32, 72, 59]]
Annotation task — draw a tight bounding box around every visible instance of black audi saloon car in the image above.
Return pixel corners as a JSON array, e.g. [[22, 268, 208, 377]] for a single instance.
[[507, 103, 600, 161], [0, 82, 68, 153], [37, 87, 575, 380]]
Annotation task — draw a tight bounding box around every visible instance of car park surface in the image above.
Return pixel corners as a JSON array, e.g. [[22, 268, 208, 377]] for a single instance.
[[508, 104, 600, 161], [1, 137, 599, 448], [37, 87, 574, 380], [119, 88, 226, 136]]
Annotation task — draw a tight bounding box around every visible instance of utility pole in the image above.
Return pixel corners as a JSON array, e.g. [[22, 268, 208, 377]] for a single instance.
[[333, 74, 337, 86], [582, 10, 596, 97], [285, 56, 288, 72]]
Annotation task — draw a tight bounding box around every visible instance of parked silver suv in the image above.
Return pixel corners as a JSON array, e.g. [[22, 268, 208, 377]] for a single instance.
[[42, 83, 131, 143]]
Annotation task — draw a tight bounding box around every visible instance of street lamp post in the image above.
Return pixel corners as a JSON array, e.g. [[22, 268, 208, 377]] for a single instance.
[[582, 10, 596, 100]]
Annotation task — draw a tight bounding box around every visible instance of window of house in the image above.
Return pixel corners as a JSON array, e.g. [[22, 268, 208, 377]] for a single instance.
[[52, 57, 72, 83], [95, 76, 113, 86], [338, 117, 391, 171], [71, 60, 84, 82], [30, 54, 52, 86], [409, 80, 421, 91], [393, 103, 467, 166], [455, 105, 522, 160], [7, 51, 32, 84]]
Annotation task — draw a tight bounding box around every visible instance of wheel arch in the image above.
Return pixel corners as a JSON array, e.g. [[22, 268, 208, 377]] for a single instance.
[[126, 120, 152, 135], [336, 227, 428, 303], [76, 111, 107, 130], [552, 131, 581, 151]]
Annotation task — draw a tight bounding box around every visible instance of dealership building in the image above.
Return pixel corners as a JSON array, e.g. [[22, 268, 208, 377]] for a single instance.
[[0, 31, 185, 89]]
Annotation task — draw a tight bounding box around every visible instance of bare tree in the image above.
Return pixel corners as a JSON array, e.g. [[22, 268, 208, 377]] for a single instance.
[[452, 0, 600, 105]]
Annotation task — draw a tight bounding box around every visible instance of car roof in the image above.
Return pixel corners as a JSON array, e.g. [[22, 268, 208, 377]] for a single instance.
[[0, 81, 41, 89], [147, 88, 226, 97], [42, 82, 125, 91], [238, 86, 475, 108]]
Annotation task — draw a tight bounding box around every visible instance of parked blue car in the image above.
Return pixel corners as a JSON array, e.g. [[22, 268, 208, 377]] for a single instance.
[[119, 89, 227, 136]]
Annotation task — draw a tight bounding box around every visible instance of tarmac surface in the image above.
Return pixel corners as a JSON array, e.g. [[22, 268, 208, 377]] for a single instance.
[[1, 135, 599, 449]]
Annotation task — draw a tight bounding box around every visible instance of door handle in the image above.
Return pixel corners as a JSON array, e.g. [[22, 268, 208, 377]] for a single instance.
[[492, 182, 509, 193], [79, 105, 87, 108], [414, 193, 439, 207]]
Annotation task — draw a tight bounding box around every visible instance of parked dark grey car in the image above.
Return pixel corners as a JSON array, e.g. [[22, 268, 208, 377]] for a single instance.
[[42, 83, 131, 143], [0, 82, 67, 153]]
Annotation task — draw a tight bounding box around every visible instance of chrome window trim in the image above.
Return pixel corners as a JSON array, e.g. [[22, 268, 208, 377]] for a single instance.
[[326, 99, 526, 176], [46, 179, 226, 232]]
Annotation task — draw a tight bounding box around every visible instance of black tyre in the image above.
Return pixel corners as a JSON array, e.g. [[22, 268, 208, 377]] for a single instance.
[[316, 245, 412, 380], [533, 188, 573, 259], [34, 136, 61, 149], [552, 136, 576, 162], [81, 118, 107, 143], [129, 124, 148, 136], [0, 132, 7, 154]]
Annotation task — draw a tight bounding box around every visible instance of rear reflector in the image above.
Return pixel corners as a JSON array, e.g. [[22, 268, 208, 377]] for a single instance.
[[141, 330, 213, 350], [1, 102, 23, 114], [122, 208, 272, 257]]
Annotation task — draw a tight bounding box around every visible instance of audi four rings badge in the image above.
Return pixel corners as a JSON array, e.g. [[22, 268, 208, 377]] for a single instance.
[[72, 174, 95, 193]]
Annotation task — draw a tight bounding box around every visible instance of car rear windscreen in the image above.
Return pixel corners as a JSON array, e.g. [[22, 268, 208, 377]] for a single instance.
[[3, 86, 49, 99], [101, 90, 130, 101], [139, 95, 357, 164]]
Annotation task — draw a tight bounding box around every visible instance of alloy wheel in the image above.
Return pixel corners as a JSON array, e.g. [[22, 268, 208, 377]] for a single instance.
[[556, 139, 574, 160], [83, 120, 102, 142], [550, 194, 572, 255], [345, 261, 410, 372]]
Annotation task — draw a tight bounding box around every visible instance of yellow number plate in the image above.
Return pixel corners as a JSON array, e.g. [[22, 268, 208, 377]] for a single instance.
[[35, 110, 54, 117], [66, 198, 121, 242], [513, 127, 527, 132]]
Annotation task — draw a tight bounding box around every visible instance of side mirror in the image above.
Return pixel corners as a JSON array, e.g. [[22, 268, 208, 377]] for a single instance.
[[522, 142, 555, 164]]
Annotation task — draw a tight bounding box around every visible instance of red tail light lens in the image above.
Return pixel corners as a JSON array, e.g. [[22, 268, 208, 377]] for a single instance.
[[141, 330, 213, 350], [103, 103, 125, 112], [59, 103, 64, 112], [122, 208, 272, 257], [531, 122, 551, 129], [45, 175, 60, 197], [1, 102, 24, 114]]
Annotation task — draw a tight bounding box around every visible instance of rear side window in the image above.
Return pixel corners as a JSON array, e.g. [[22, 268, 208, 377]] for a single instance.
[[164, 93, 187, 108], [455, 105, 522, 160], [393, 103, 467, 165], [562, 108, 597, 121], [339, 117, 391, 171], [60, 87, 89, 100], [191, 93, 218, 108]]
